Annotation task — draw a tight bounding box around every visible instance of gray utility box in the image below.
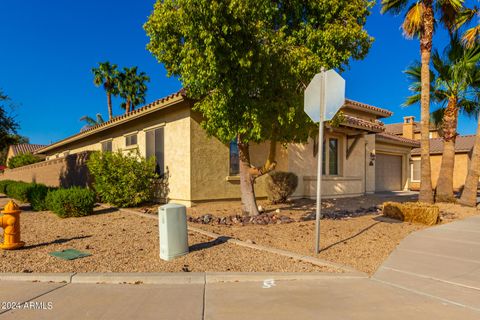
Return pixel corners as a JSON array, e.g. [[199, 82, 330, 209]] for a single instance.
[[158, 203, 189, 261]]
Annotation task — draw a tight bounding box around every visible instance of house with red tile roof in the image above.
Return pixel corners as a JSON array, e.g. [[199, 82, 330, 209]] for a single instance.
[[6, 144, 47, 163], [385, 116, 475, 191], [1, 90, 419, 205]]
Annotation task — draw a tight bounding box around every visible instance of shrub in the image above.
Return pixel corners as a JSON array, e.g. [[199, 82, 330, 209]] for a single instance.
[[87, 150, 158, 207], [45, 187, 96, 218], [0, 180, 15, 194], [7, 153, 42, 169], [27, 184, 53, 211], [265, 171, 298, 204], [5, 181, 31, 202]]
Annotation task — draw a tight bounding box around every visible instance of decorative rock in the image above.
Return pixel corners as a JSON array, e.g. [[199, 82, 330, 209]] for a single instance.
[[245, 239, 256, 244], [258, 205, 264, 213], [275, 208, 281, 214]]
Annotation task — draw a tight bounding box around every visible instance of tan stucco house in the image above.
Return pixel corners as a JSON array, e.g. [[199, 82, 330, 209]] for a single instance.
[[385, 116, 475, 192], [1, 90, 419, 206], [5, 144, 47, 163]]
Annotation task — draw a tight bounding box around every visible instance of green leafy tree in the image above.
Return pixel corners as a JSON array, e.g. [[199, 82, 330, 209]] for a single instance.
[[92, 62, 119, 120], [405, 35, 480, 202], [0, 90, 18, 151], [381, 0, 466, 203], [80, 113, 105, 132], [117, 67, 150, 113], [145, 0, 374, 215]]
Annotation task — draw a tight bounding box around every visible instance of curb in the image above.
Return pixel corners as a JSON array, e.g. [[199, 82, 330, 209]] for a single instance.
[[113, 205, 365, 275], [71, 272, 205, 285], [0, 272, 367, 284], [0, 273, 74, 283]]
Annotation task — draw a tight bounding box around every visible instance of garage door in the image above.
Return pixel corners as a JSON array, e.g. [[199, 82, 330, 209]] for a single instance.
[[375, 153, 402, 192]]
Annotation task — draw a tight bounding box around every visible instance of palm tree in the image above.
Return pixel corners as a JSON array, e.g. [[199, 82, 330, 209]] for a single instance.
[[381, 0, 465, 203], [92, 62, 119, 120], [455, 7, 479, 47], [117, 67, 150, 114], [459, 109, 480, 206], [80, 113, 105, 132], [405, 36, 480, 202]]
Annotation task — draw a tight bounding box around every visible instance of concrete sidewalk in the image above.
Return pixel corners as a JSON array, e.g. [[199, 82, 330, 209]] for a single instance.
[[374, 215, 480, 312], [0, 206, 479, 319], [0, 273, 479, 319]]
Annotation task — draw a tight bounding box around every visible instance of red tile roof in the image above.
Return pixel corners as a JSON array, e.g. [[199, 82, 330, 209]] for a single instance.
[[376, 132, 420, 147], [385, 121, 437, 135], [10, 144, 48, 156], [36, 90, 187, 154], [341, 115, 385, 133], [411, 135, 476, 155], [343, 99, 393, 118]]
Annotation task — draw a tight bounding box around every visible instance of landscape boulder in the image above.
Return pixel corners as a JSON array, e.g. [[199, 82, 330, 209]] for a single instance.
[[382, 202, 440, 226]]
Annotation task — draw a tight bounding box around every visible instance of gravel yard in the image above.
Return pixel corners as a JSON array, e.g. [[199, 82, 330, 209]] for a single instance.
[[183, 194, 479, 274], [0, 196, 333, 273]]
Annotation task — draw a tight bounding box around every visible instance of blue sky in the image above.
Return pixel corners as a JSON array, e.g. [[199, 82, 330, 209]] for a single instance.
[[0, 1, 477, 145]]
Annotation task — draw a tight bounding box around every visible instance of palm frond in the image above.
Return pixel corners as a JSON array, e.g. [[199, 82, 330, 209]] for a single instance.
[[381, 0, 409, 15], [463, 25, 480, 48], [402, 3, 425, 39], [430, 107, 445, 128], [436, 0, 465, 32]]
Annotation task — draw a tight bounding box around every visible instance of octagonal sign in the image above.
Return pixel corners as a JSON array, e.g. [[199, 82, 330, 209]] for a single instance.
[[304, 70, 345, 123]]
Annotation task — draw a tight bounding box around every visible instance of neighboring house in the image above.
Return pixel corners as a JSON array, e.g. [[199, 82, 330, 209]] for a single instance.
[[385, 116, 475, 191], [6, 144, 48, 163], [1, 90, 419, 206]]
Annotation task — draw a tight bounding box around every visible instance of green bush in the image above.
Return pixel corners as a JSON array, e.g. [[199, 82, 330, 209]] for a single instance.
[[7, 153, 42, 169], [0, 180, 15, 194], [265, 171, 298, 204], [87, 150, 158, 207], [5, 181, 31, 202], [45, 187, 96, 218], [27, 184, 53, 211], [1, 181, 52, 211]]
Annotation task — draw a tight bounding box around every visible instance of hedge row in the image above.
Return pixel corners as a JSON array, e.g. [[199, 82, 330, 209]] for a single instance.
[[0, 180, 96, 217]]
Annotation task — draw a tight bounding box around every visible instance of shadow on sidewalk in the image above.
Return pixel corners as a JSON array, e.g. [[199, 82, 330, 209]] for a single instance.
[[21, 235, 92, 250], [189, 236, 231, 253]]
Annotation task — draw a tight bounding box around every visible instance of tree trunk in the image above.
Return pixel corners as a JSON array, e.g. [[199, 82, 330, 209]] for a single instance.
[[418, 1, 434, 204], [435, 97, 458, 202], [107, 93, 113, 120], [238, 139, 260, 216], [125, 100, 131, 114], [459, 113, 480, 207]]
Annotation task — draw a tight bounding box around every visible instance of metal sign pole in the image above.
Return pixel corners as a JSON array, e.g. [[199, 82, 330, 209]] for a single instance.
[[315, 69, 326, 254]]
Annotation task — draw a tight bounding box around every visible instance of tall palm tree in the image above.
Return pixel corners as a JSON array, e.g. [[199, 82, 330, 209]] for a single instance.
[[80, 113, 105, 132], [459, 108, 480, 206], [455, 7, 479, 47], [405, 36, 480, 202], [92, 62, 119, 120], [117, 67, 150, 114], [381, 0, 465, 203]]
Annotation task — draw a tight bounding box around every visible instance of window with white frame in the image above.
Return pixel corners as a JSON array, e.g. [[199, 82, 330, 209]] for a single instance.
[[125, 133, 138, 147], [411, 159, 421, 182], [146, 127, 165, 176], [101, 140, 112, 152], [322, 137, 340, 176]]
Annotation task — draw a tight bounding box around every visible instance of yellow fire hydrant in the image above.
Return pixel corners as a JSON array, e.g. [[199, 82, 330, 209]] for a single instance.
[[0, 200, 25, 250]]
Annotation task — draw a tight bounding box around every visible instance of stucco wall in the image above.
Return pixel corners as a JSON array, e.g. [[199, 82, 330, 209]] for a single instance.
[[42, 103, 192, 204], [410, 153, 470, 191], [0, 152, 90, 188], [287, 131, 367, 199], [189, 112, 288, 202]]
